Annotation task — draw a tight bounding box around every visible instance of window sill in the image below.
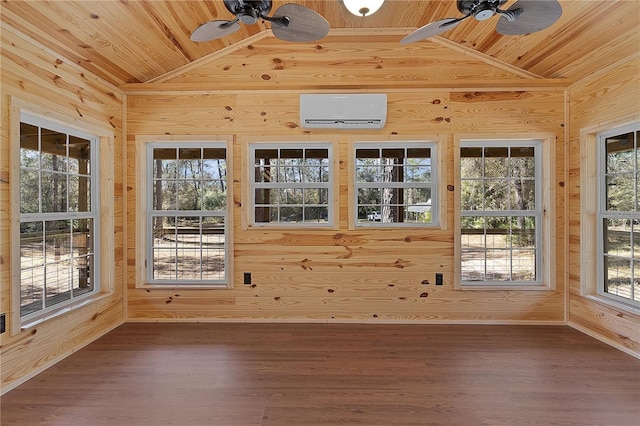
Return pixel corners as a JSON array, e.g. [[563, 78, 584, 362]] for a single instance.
[[457, 283, 554, 291], [583, 294, 640, 315], [139, 283, 230, 290], [19, 292, 112, 333]]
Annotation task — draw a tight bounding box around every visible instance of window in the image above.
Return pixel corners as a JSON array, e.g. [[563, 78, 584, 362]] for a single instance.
[[250, 143, 333, 226], [18, 113, 99, 322], [354, 143, 437, 226], [597, 123, 640, 307], [458, 140, 551, 288], [147, 143, 229, 285]]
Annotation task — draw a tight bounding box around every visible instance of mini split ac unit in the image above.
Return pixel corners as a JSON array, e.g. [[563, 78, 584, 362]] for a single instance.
[[300, 94, 387, 129]]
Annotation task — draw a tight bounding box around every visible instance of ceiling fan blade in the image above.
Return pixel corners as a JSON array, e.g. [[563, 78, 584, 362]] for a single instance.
[[270, 3, 330, 42], [496, 0, 562, 35], [190, 20, 241, 42], [400, 18, 462, 44]]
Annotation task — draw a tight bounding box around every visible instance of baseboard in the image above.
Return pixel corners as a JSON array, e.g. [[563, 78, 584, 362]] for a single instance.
[[568, 321, 640, 359], [126, 317, 567, 326]]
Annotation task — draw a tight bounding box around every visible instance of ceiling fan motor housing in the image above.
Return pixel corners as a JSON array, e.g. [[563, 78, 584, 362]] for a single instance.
[[458, 0, 507, 20], [223, 0, 272, 24]]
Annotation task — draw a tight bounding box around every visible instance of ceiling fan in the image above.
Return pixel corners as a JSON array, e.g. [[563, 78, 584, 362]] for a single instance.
[[190, 0, 330, 43], [401, 0, 562, 44]]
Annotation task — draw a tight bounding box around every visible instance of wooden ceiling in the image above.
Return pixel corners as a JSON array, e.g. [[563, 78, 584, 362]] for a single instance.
[[1, 0, 638, 88]]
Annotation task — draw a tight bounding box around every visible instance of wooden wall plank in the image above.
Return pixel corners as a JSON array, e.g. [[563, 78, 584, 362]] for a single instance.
[[126, 81, 566, 325], [0, 27, 126, 393], [567, 56, 640, 356]]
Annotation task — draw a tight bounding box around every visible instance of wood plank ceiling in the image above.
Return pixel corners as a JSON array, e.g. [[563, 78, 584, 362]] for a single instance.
[[1, 0, 639, 88]]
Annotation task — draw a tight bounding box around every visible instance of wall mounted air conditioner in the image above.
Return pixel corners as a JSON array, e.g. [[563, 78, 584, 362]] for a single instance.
[[300, 94, 387, 129]]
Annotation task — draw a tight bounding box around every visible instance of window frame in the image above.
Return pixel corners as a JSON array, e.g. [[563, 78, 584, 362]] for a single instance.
[[595, 122, 639, 309], [139, 139, 231, 288], [248, 142, 335, 228], [352, 141, 440, 228], [454, 135, 555, 291], [11, 101, 114, 332]]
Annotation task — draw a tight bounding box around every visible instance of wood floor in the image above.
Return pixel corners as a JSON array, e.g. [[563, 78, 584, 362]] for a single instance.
[[2, 323, 639, 426]]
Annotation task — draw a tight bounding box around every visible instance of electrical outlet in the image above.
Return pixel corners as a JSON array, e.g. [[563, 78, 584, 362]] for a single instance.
[[0, 313, 6, 334], [243, 272, 252, 285], [435, 273, 443, 285]]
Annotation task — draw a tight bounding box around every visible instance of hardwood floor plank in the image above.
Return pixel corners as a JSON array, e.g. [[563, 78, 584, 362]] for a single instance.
[[1, 323, 639, 426]]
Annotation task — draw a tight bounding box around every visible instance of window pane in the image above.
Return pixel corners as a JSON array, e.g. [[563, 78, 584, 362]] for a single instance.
[[484, 180, 509, 210], [282, 207, 303, 223], [72, 254, 94, 296], [512, 249, 536, 281], [605, 256, 632, 300], [20, 169, 40, 214], [202, 180, 226, 210], [484, 147, 508, 178], [634, 261, 640, 302], [202, 248, 225, 280], [606, 174, 635, 212], [304, 206, 328, 222], [45, 260, 72, 307], [41, 171, 68, 213], [605, 219, 631, 257], [68, 175, 91, 212], [154, 249, 176, 280], [155, 180, 178, 210], [21, 266, 45, 316], [304, 188, 328, 204], [606, 133, 634, 173], [510, 147, 535, 178], [40, 128, 67, 171], [44, 220, 71, 262], [21, 221, 44, 268], [68, 137, 91, 175], [154, 148, 177, 179], [280, 188, 303, 205], [512, 216, 536, 248], [510, 178, 535, 210], [634, 222, 640, 259], [460, 147, 483, 179], [485, 249, 511, 281], [461, 216, 485, 281], [177, 180, 202, 210]]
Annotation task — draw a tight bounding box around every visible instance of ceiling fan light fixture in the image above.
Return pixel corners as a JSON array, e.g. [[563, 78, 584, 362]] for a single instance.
[[343, 0, 384, 17]]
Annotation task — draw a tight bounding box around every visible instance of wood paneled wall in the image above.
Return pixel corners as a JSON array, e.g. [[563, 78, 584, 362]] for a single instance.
[[0, 26, 126, 392], [125, 38, 567, 324], [567, 56, 640, 355]]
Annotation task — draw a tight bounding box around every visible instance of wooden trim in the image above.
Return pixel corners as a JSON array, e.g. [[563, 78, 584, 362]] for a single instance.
[[120, 80, 571, 95], [428, 36, 544, 80]]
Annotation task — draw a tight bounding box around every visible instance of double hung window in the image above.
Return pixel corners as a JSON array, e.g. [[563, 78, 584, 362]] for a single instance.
[[250, 144, 333, 226], [597, 123, 640, 307], [147, 143, 228, 285], [18, 113, 99, 322], [354, 143, 437, 227], [458, 140, 544, 286]]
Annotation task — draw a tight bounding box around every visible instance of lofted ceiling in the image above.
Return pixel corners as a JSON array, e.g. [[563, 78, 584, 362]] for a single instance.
[[1, 0, 639, 88]]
